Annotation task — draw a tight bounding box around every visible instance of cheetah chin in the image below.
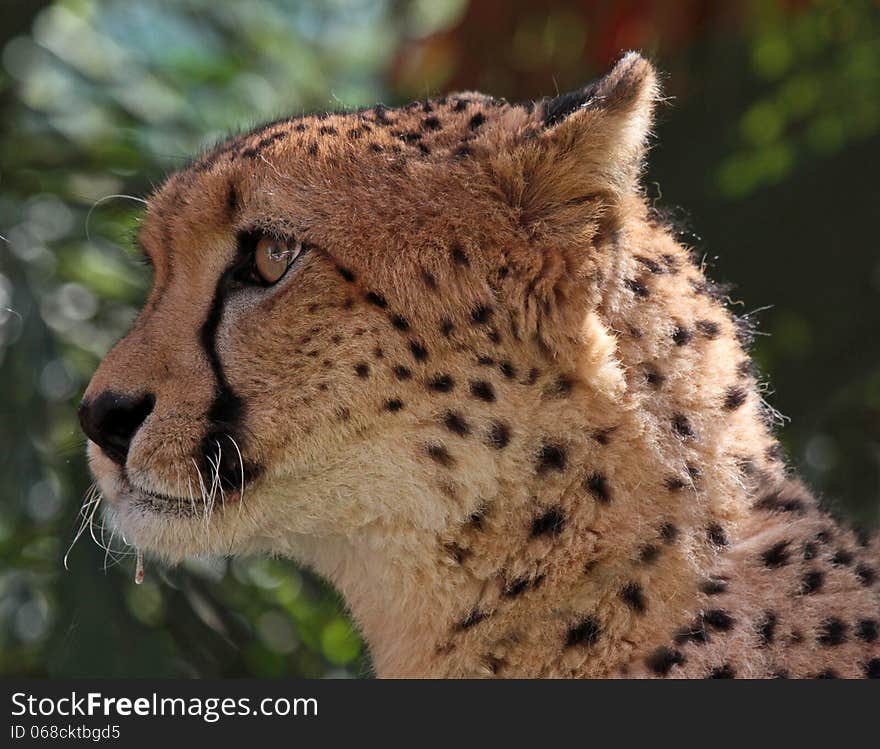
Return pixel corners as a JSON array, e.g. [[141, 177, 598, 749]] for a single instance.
[[79, 51, 879, 678]]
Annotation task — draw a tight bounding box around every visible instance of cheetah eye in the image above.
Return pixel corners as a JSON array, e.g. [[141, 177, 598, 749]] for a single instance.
[[250, 234, 305, 286]]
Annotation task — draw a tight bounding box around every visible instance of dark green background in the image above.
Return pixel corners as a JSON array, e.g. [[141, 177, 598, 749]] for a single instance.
[[1, 0, 878, 677]]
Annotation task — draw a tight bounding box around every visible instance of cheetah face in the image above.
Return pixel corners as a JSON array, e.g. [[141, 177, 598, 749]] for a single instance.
[[79, 53, 657, 562]]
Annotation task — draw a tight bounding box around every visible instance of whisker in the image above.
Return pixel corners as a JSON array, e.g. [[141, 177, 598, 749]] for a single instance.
[[191, 457, 210, 523], [229, 435, 247, 504], [85, 193, 148, 244], [64, 484, 102, 570]]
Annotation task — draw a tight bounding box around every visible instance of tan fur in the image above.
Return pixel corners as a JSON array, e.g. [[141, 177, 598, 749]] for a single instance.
[[82, 53, 879, 678]]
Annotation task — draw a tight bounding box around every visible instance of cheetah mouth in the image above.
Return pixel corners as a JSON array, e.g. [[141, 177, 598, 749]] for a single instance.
[[122, 480, 241, 518]]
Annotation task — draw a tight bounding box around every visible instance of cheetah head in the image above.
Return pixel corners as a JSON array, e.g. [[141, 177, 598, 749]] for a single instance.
[[80, 53, 658, 564]]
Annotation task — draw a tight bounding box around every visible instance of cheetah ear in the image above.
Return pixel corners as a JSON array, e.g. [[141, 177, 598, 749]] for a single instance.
[[490, 52, 659, 228]]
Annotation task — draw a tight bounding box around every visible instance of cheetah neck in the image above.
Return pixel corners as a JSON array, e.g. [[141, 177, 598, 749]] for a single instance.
[[295, 218, 784, 677]]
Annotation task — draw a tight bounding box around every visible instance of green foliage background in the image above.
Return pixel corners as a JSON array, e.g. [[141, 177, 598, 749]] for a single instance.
[[1, 0, 878, 677]]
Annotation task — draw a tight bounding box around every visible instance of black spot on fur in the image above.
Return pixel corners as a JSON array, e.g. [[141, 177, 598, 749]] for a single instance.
[[468, 112, 486, 129], [423, 116, 441, 131], [372, 104, 393, 124], [440, 319, 455, 337], [226, 184, 239, 215], [390, 314, 410, 331], [672, 325, 692, 346], [803, 541, 818, 560], [672, 414, 695, 439], [384, 399, 404, 412], [666, 477, 687, 491], [470, 380, 495, 402], [625, 278, 649, 298], [757, 612, 777, 646], [761, 540, 791, 568], [365, 291, 388, 309], [471, 305, 493, 324], [865, 659, 880, 679], [428, 374, 455, 393], [354, 363, 370, 378], [723, 386, 747, 410], [703, 609, 735, 631], [646, 647, 686, 676], [451, 245, 469, 266], [499, 361, 516, 379], [708, 664, 736, 679], [487, 421, 510, 449], [240, 129, 287, 158], [593, 428, 614, 445], [856, 564, 876, 586], [766, 442, 787, 464], [530, 507, 565, 537], [426, 443, 454, 467], [817, 618, 848, 646], [707, 523, 729, 547], [456, 608, 489, 631], [801, 570, 824, 594], [444, 542, 469, 565], [639, 544, 660, 564], [502, 574, 541, 598], [857, 620, 878, 643], [443, 411, 469, 436], [753, 489, 806, 515], [409, 341, 429, 361], [620, 583, 647, 614], [393, 365, 412, 380], [585, 473, 611, 504], [422, 270, 438, 290], [546, 376, 573, 398], [565, 617, 601, 648], [696, 319, 721, 339], [536, 443, 566, 473], [635, 255, 663, 274], [832, 549, 853, 566], [337, 266, 355, 282], [645, 366, 665, 387], [737, 358, 756, 380], [660, 523, 679, 544], [468, 505, 487, 529], [701, 579, 728, 596]]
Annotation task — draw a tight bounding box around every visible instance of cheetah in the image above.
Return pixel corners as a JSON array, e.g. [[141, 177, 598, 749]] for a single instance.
[[78, 52, 879, 678]]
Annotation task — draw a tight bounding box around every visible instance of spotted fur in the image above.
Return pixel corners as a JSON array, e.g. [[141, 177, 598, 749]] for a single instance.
[[80, 52, 878, 678]]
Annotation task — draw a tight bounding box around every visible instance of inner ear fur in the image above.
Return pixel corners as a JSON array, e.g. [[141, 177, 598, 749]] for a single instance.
[[487, 51, 660, 235]]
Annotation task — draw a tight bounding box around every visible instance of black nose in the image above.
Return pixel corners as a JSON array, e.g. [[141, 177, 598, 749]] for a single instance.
[[78, 391, 155, 466]]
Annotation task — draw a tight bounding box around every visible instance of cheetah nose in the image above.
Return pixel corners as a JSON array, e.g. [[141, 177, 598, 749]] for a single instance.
[[78, 390, 155, 466]]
